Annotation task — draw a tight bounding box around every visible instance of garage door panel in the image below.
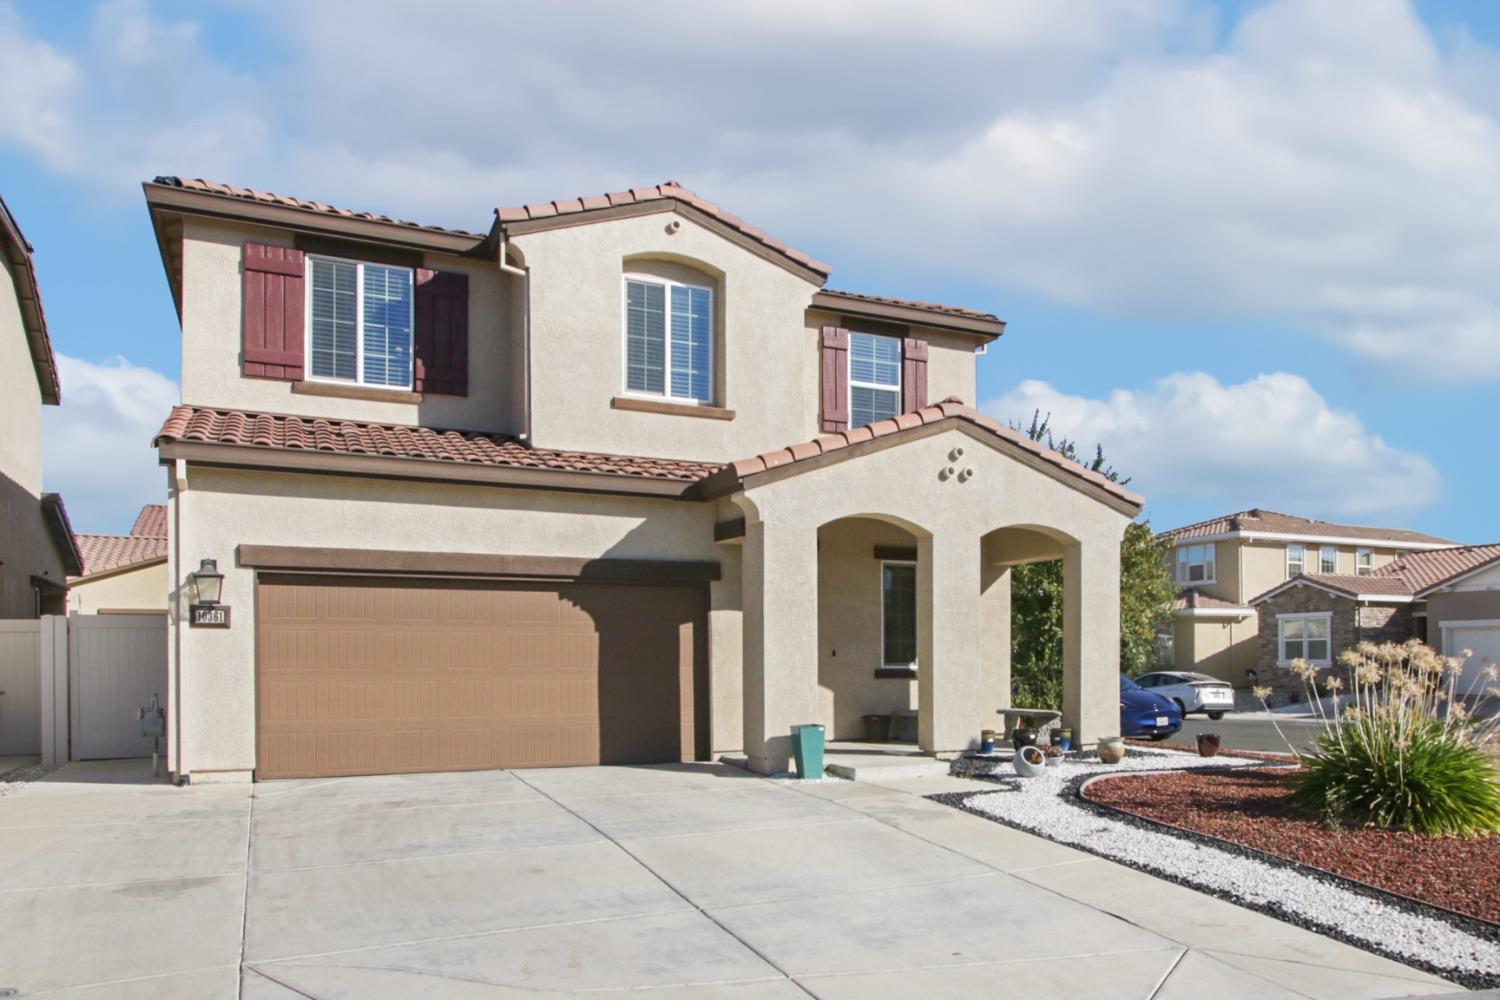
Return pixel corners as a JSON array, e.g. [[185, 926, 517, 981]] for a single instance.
[[256, 575, 703, 779]]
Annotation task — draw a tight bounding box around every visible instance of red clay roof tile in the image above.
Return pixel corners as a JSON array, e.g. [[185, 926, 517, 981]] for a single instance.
[[129, 504, 168, 537], [1161, 508, 1455, 546], [73, 533, 166, 579], [816, 288, 1001, 324]]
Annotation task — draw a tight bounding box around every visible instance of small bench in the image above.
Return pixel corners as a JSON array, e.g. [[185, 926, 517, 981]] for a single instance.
[[996, 708, 1062, 731]]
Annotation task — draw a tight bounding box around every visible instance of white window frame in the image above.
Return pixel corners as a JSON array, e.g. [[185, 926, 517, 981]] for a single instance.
[[304, 254, 415, 390], [620, 274, 715, 405], [880, 560, 918, 670], [1277, 611, 1333, 667], [1175, 543, 1216, 585], [848, 331, 902, 427], [1356, 549, 1374, 576], [1286, 543, 1306, 578], [1319, 545, 1338, 575]]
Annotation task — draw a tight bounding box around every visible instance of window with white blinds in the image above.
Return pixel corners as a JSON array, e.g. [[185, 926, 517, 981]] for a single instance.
[[624, 277, 712, 403], [849, 332, 902, 427], [308, 256, 413, 389]]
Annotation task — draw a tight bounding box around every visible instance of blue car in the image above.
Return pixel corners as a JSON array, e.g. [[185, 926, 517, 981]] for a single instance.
[[1120, 675, 1182, 740]]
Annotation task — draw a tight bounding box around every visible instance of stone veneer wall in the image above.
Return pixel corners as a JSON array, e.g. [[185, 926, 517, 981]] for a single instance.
[[1252, 584, 1416, 703]]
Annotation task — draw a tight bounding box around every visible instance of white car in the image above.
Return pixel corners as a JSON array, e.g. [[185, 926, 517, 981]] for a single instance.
[[1134, 671, 1235, 720]]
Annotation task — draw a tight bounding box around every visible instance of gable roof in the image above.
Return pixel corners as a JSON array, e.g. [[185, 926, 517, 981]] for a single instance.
[[130, 503, 168, 538], [494, 181, 831, 284], [1250, 543, 1500, 605], [698, 398, 1143, 513], [1161, 508, 1455, 549], [1172, 589, 1252, 616], [155, 405, 722, 498], [73, 534, 167, 580], [0, 194, 61, 404]]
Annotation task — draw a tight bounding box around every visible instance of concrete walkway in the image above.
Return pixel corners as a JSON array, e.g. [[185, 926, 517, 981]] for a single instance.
[[0, 760, 1459, 998]]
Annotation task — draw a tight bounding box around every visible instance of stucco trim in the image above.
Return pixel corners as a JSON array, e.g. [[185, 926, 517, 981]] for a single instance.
[[1251, 576, 1414, 606], [611, 396, 735, 421], [158, 440, 704, 499], [69, 556, 168, 586], [1175, 529, 1454, 551], [291, 381, 423, 405], [1173, 606, 1253, 620], [237, 544, 721, 583]]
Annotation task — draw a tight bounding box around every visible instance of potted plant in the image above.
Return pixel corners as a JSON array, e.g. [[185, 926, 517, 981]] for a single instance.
[[1052, 727, 1073, 751], [1043, 745, 1064, 766], [1097, 736, 1126, 764], [1013, 744, 1047, 778], [1011, 716, 1039, 751], [1196, 733, 1221, 758]]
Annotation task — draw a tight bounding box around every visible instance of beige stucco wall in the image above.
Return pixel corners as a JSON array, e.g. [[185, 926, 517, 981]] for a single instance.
[[734, 425, 1130, 772], [0, 257, 64, 617], [815, 518, 920, 739], [1179, 538, 1415, 607], [178, 217, 519, 433], [169, 466, 726, 778], [1426, 578, 1500, 633], [1175, 615, 1258, 685], [68, 561, 169, 614]]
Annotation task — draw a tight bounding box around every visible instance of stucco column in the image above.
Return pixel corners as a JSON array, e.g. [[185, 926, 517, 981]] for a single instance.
[[1064, 538, 1121, 745], [708, 545, 744, 755], [741, 517, 819, 774], [918, 530, 983, 754], [980, 563, 1011, 715]]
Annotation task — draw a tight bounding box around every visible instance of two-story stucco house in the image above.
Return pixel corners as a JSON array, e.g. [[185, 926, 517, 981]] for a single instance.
[[145, 177, 1141, 783], [1159, 509, 1455, 685], [1, 194, 81, 617], [68, 504, 170, 615]]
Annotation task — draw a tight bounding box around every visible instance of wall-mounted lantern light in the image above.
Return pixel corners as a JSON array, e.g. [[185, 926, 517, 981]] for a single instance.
[[188, 558, 224, 605]]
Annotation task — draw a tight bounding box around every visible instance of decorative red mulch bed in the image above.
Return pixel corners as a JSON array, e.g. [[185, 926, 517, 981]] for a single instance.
[[1082, 764, 1500, 925]]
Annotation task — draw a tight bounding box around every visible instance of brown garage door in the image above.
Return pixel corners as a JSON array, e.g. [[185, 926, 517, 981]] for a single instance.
[[255, 574, 706, 780]]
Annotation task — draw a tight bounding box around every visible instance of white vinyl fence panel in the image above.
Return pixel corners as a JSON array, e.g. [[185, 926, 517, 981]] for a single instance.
[[69, 614, 167, 760], [0, 620, 41, 755]]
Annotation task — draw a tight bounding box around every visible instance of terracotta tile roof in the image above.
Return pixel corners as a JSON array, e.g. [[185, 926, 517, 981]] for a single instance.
[[705, 397, 1143, 509], [129, 504, 168, 538], [1373, 544, 1500, 595], [1160, 508, 1456, 546], [155, 405, 722, 483], [151, 177, 488, 240], [1251, 544, 1500, 604], [1, 193, 60, 404], [1172, 590, 1250, 612], [816, 288, 1000, 323], [495, 181, 832, 278], [74, 534, 167, 579]]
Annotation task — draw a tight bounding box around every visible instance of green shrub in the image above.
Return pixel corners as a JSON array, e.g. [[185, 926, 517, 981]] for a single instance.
[[1266, 640, 1500, 837], [1295, 719, 1500, 836]]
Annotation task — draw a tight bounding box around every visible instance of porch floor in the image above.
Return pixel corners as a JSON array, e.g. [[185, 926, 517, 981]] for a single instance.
[[823, 741, 954, 781]]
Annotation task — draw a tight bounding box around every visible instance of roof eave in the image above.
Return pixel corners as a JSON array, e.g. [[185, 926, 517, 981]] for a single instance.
[[39, 493, 84, 577], [156, 439, 706, 501], [0, 197, 61, 404], [809, 290, 1005, 343]]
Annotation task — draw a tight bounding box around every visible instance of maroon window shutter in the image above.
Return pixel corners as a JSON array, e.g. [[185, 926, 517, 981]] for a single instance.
[[901, 337, 928, 413], [414, 268, 469, 396], [820, 326, 850, 432], [242, 244, 306, 381]]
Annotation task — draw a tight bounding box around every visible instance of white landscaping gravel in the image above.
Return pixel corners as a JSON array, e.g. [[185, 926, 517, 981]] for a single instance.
[[948, 746, 1500, 983]]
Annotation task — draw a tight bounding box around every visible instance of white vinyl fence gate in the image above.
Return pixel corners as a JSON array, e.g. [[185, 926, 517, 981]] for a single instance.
[[0, 614, 167, 763]]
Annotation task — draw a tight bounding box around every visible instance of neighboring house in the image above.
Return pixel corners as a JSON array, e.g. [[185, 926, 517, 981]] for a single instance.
[[145, 176, 1140, 783], [1158, 509, 1455, 685], [68, 504, 169, 615], [1251, 544, 1500, 696], [0, 194, 82, 616]]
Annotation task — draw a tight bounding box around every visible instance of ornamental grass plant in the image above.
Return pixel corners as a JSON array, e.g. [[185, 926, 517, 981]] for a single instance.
[[1257, 640, 1500, 837]]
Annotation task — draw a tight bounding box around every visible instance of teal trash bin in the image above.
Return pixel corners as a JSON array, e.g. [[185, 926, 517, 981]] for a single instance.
[[791, 724, 825, 779]]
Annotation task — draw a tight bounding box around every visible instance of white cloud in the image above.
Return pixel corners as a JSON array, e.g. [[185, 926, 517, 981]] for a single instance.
[[4, 0, 1500, 379], [42, 354, 179, 534], [983, 372, 1442, 519]]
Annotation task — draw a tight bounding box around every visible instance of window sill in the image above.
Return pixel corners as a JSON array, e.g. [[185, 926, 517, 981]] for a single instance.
[[874, 667, 918, 680], [293, 381, 423, 405], [611, 396, 734, 421]]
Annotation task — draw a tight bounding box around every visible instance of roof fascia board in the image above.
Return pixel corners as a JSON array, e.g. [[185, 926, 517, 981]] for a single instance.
[[143, 182, 491, 257], [1251, 576, 1414, 605], [1174, 607, 1254, 619], [0, 202, 60, 404], [500, 199, 828, 286], [157, 440, 702, 500], [70, 555, 168, 585], [1170, 529, 1454, 550], [809, 291, 1005, 342]]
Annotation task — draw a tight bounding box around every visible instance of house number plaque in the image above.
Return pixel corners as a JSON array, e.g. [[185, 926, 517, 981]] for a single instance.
[[189, 604, 231, 628]]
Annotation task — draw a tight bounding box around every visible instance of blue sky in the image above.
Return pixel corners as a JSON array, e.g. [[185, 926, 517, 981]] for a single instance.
[[2, 0, 1497, 541]]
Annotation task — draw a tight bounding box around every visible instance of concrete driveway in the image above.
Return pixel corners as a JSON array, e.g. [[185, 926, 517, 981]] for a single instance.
[[0, 760, 1458, 999]]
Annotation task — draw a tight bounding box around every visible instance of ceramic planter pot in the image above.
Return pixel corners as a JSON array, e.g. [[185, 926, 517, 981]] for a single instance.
[[1011, 728, 1039, 751], [1053, 728, 1073, 751], [1013, 744, 1047, 778], [1196, 733, 1221, 758], [1097, 736, 1126, 764]]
